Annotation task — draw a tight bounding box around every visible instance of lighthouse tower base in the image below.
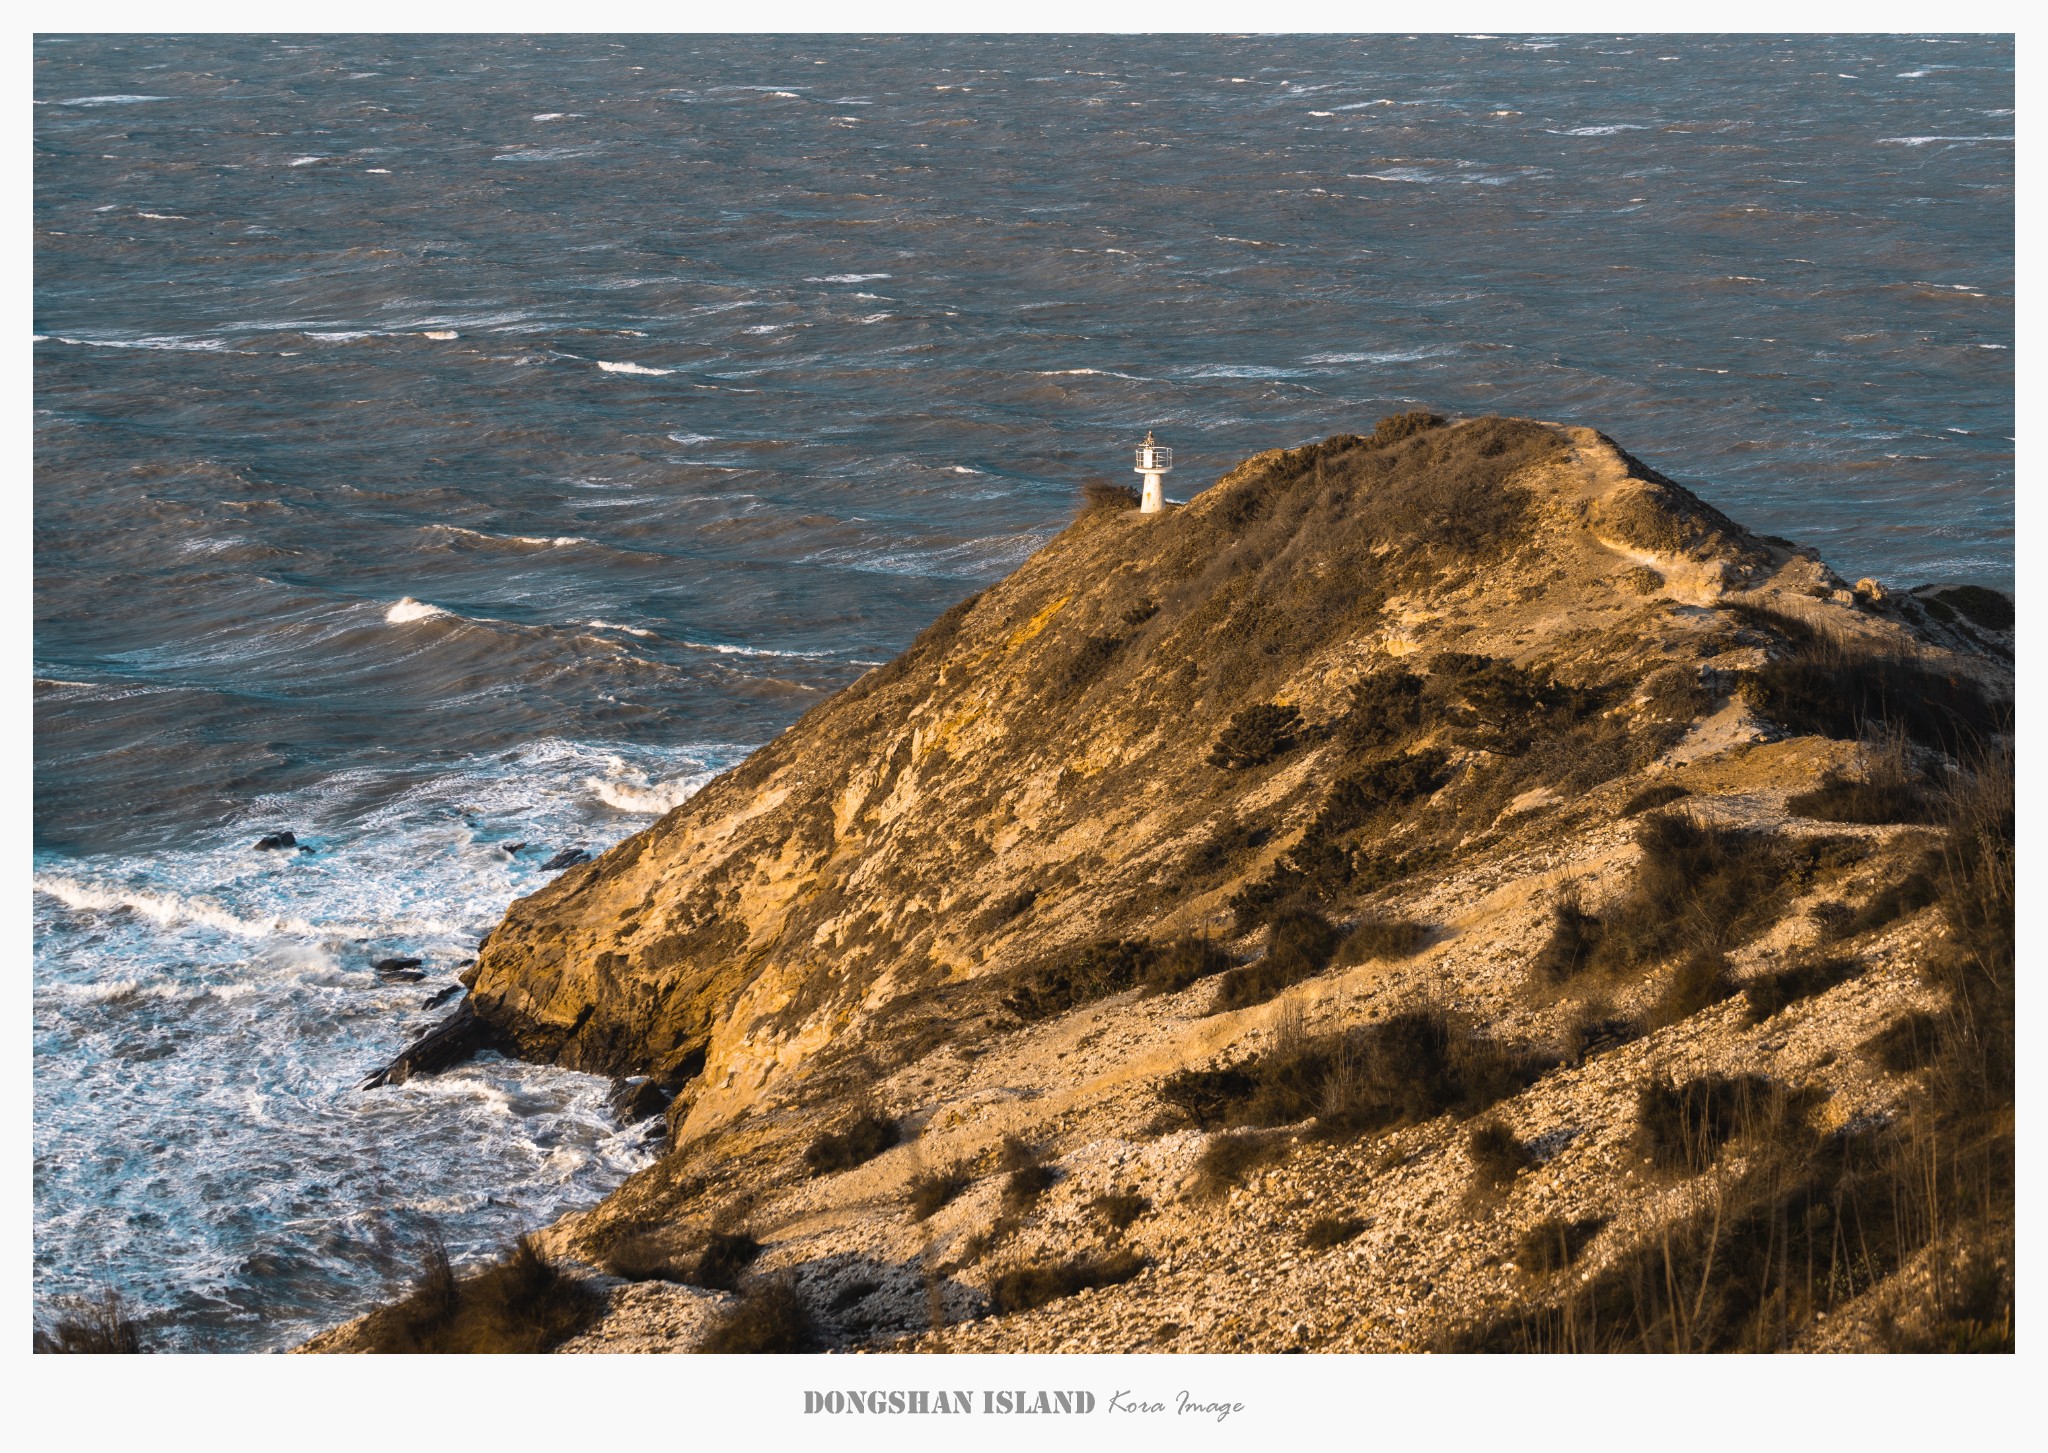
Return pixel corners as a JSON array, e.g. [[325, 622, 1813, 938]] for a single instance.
[[1138, 471, 1167, 513]]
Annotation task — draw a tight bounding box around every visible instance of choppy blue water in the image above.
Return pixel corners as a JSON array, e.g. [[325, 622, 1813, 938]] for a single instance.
[[34, 34, 2013, 1349]]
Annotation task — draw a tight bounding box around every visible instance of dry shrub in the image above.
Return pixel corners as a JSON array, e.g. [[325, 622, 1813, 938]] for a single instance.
[[1555, 1003, 1643, 1065], [1005, 938, 1154, 1020], [1211, 907, 1344, 1011], [1079, 477, 1139, 512], [1929, 584, 2013, 631], [1530, 891, 1602, 986], [1345, 415, 1559, 557], [1467, 1120, 1531, 1191], [1161, 1006, 1539, 1139], [1365, 409, 1446, 447], [909, 1163, 974, 1221], [994, 1135, 1056, 1214], [1340, 670, 1427, 752], [1209, 703, 1304, 769], [33, 1288, 143, 1354], [364, 1234, 600, 1354], [986, 1250, 1146, 1315], [804, 1109, 901, 1176], [1728, 605, 2000, 754], [1644, 950, 1739, 1029], [1633, 1074, 1798, 1174], [693, 1231, 763, 1291], [1341, 917, 1431, 962], [1090, 1191, 1152, 1231], [1001, 1162, 1058, 1215], [1192, 1130, 1289, 1198], [699, 1278, 820, 1353], [1530, 814, 1814, 996], [1142, 937, 1231, 994]]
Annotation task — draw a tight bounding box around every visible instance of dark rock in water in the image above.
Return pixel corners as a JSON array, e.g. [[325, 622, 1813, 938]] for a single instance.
[[297, 844, 317, 855], [608, 1077, 671, 1124], [359, 1002, 489, 1090], [422, 983, 464, 1011], [541, 847, 590, 871], [501, 841, 527, 856], [253, 831, 297, 851], [374, 956, 425, 982]]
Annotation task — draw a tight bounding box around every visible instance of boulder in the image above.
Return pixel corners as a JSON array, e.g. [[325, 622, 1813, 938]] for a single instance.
[[541, 847, 590, 872], [609, 1077, 671, 1124], [374, 956, 425, 982], [253, 831, 297, 851], [421, 983, 464, 1011], [359, 1002, 489, 1090]]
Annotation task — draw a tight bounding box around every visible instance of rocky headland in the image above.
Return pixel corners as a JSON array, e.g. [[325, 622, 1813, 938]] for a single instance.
[[306, 413, 2014, 1355]]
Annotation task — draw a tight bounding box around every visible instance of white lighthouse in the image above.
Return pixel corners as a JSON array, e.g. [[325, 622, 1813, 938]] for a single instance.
[[1135, 430, 1173, 513]]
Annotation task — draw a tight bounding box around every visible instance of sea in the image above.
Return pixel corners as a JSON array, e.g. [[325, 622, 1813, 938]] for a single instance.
[[32, 33, 2013, 1350]]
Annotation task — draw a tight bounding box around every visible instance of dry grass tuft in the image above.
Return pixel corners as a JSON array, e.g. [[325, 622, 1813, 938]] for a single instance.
[[1192, 1130, 1289, 1198], [804, 1108, 901, 1176], [699, 1278, 820, 1353], [363, 1233, 600, 1354], [909, 1162, 974, 1221]]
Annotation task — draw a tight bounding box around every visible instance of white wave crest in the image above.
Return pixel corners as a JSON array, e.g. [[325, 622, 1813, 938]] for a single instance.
[[597, 360, 673, 376], [386, 597, 449, 624], [808, 273, 892, 282], [34, 875, 319, 939], [585, 760, 716, 814], [425, 525, 590, 550], [1877, 134, 2013, 146], [680, 638, 838, 660]]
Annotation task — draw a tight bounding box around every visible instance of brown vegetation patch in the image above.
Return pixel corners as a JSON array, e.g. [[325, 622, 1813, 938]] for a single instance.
[[362, 1235, 601, 1354], [986, 1250, 1147, 1315], [804, 1109, 902, 1176], [699, 1279, 820, 1353]]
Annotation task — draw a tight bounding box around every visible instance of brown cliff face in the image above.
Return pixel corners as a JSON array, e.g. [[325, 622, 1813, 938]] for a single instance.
[[459, 415, 2001, 1142]]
